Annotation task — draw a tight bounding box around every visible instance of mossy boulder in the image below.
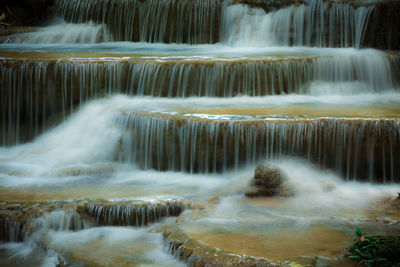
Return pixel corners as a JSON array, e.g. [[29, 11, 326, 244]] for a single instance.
[[245, 163, 293, 197]]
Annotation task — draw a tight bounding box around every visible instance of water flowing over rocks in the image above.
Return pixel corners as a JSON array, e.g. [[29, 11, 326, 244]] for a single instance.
[[1, 0, 400, 265], [56, 0, 225, 44], [116, 112, 400, 182], [1, 0, 400, 48], [0, 200, 188, 239], [2, 52, 397, 145], [84, 200, 189, 226]]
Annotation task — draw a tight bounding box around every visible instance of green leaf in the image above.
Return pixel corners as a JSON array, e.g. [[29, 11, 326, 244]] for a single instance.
[[355, 227, 362, 236], [349, 255, 360, 259]]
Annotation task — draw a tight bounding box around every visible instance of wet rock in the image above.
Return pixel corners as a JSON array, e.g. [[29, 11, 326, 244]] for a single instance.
[[391, 192, 400, 208], [322, 183, 335, 192], [245, 163, 293, 197]]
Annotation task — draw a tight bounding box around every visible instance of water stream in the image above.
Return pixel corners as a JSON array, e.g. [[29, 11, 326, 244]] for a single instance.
[[0, 0, 399, 266]]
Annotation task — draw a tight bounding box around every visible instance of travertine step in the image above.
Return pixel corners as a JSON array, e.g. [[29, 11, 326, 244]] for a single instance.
[[0, 199, 188, 242], [1, 50, 398, 145], [51, 0, 400, 49], [114, 105, 400, 182]]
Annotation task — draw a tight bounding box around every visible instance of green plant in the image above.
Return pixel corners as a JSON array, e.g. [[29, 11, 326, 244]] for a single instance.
[[348, 228, 390, 267]]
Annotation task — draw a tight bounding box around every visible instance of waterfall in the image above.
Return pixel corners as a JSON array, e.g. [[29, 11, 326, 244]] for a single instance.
[[0, 219, 25, 242], [0, 0, 374, 47], [115, 112, 400, 182], [1, 0, 399, 265], [2, 22, 112, 44], [86, 201, 187, 226], [1, 52, 396, 145], [222, 1, 374, 48], [55, 0, 227, 43], [33, 211, 90, 232]]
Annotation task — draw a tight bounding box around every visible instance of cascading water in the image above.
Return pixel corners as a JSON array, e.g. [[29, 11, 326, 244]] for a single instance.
[[0, 0, 399, 266], [115, 110, 400, 182], [2, 21, 112, 44], [221, 1, 375, 48], [55, 0, 226, 43], [1, 49, 396, 145], [0, 0, 374, 46]]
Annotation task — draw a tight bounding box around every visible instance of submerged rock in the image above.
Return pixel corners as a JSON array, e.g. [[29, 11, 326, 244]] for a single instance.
[[391, 192, 400, 208], [245, 163, 293, 197]]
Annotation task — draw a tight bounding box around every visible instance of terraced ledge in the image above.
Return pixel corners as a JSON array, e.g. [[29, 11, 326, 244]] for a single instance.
[[0, 201, 79, 242], [115, 110, 400, 182], [163, 226, 283, 267], [81, 200, 190, 226], [0, 199, 189, 242], [1, 53, 398, 145]]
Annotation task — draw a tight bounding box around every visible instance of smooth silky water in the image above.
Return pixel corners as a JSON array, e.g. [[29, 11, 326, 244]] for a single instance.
[[1, 93, 399, 265], [1, 0, 400, 266]]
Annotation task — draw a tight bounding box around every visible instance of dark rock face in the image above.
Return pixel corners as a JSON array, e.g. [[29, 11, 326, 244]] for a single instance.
[[245, 163, 293, 197], [377, 236, 400, 265], [362, 0, 400, 50], [0, 0, 55, 27]]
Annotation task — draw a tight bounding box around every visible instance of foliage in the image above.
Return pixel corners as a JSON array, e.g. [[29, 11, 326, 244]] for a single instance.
[[348, 228, 390, 267]]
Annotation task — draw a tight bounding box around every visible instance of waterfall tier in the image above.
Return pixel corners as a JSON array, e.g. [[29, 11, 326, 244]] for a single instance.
[[115, 108, 400, 182], [1, 51, 398, 145], [2, 22, 111, 44], [222, 2, 374, 48], [1, 0, 400, 265], [49, 0, 400, 49], [56, 0, 226, 44], [85, 201, 188, 226]]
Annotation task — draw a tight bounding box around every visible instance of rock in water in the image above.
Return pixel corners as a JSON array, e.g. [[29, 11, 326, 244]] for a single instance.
[[391, 192, 400, 208], [245, 163, 293, 197]]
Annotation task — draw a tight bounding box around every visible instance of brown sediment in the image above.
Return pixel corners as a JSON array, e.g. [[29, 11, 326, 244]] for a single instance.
[[362, 195, 400, 229], [181, 225, 349, 261], [247, 197, 285, 208], [0, 52, 319, 62], [163, 225, 279, 267], [56, 239, 155, 267], [0, 185, 187, 202]]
